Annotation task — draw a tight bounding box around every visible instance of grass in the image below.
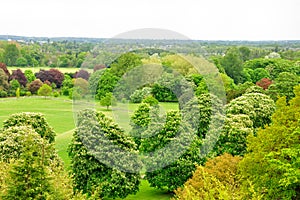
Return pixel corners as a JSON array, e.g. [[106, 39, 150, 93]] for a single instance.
[[7, 66, 84, 73], [0, 96, 178, 199], [110, 180, 172, 200]]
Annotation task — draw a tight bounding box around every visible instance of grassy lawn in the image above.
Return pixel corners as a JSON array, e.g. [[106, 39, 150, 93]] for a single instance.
[[7, 66, 85, 73], [0, 97, 178, 199], [109, 180, 172, 200]]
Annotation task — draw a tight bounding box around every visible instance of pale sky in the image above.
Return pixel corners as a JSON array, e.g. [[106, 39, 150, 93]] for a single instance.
[[1, 0, 299, 40]]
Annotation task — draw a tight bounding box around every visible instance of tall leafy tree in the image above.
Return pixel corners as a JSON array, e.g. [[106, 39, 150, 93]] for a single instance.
[[110, 52, 142, 78], [69, 109, 141, 199], [214, 114, 253, 156], [9, 69, 27, 87], [1, 127, 54, 199], [239, 86, 300, 199], [24, 69, 35, 83], [221, 47, 244, 84], [267, 72, 300, 102], [226, 92, 275, 129], [4, 44, 19, 66]]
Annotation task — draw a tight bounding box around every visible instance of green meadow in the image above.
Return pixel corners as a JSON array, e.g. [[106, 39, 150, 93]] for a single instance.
[[7, 66, 83, 73]]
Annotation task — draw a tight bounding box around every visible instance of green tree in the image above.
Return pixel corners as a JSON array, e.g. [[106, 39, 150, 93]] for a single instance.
[[162, 54, 197, 75], [3, 112, 56, 143], [24, 69, 35, 83], [0, 125, 77, 200], [4, 44, 19, 66], [130, 87, 152, 103], [221, 47, 244, 84], [130, 94, 223, 192], [267, 72, 300, 102], [110, 52, 142, 78], [68, 109, 141, 199], [238, 46, 250, 62], [96, 69, 119, 100], [1, 127, 54, 200], [214, 114, 253, 156], [88, 69, 103, 96], [8, 79, 20, 96], [226, 92, 275, 129], [15, 57, 28, 67], [142, 110, 204, 192], [239, 86, 300, 199], [38, 83, 52, 98], [99, 92, 116, 110], [61, 74, 73, 96]]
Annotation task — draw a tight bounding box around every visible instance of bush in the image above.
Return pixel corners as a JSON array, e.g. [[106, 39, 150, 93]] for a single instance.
[[25, 91, 31, 96], [28, 79, 43, 94], [38, 84, 52, 98], [0, 90, 7, 97], [142, 95, 159, 106], [53, 91, 59, 97]]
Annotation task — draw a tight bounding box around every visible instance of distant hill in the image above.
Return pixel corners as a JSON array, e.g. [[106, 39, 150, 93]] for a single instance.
[[1, 35, 300, 48]]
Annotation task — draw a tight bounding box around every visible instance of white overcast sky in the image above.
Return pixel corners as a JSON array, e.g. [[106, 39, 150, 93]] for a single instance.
[[1, 0, 299, 40]]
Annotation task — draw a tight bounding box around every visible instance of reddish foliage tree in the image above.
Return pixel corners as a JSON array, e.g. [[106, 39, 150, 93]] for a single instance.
[[9, 69, 27, 87], [93, 64, 106, 72], [35, 69, 64, 88], [48, 69, 64, 87], [74, 69, 90, 80], [0, 63, 10, 77], [28, 79, 43, 94], [256, 78, 272, 90]]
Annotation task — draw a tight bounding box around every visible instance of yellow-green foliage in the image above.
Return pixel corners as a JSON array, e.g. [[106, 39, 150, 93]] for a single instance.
[[173, 153, 242, 200], [239, 85, 300, 200]]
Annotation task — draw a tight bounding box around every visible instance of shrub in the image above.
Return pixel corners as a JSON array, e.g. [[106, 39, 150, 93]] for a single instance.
[[53, 91, 59, 97], [38, 84, 52, 98], [25, 91, 31, 96], [28, 79, 43, 94], [142, 95, 159, 106], [0, 90, 7, 97]]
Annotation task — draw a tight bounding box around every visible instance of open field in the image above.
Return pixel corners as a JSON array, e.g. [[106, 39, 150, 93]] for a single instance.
[[7, 66, 84, 73], [0, 97, 178, 199]]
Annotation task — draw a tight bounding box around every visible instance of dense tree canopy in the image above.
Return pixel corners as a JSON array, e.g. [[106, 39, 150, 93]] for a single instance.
[[239, 85, 300, 199]]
